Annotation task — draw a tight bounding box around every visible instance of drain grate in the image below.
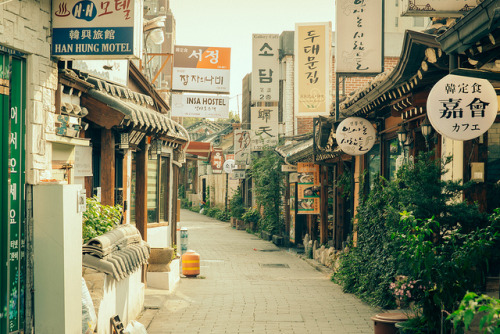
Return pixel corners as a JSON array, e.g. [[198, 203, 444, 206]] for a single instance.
[[260, 263, 290, 268], [259, 249, 279, 252]]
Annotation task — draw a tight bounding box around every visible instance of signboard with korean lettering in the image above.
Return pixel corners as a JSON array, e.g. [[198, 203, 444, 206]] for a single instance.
[[297, 163, 320, 214], [1, 55, 26, 333], [251, 34, 279, 102], [427, 75, 498, 141], [401, 0, 478, 17], [234, 129, 252, 166], [210, 148, 224, 174], [336, 117, 376, 155], [250, 106, 279, 151], [295, 22, 332, 117], [231, 169, 246, 180], [52, 0, 142, 59], [173, 45, 231, 93], [171, 93, 229, 118], [223, 159, 235, 174], [335, 0, 383, 74]]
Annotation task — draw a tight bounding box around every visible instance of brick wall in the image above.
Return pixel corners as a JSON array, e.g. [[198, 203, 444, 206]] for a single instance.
[[0, 0, 58, 184]]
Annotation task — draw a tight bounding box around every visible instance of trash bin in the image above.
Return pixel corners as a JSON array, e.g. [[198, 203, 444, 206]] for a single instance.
[[180, 227, 188, 254], [371, 312, 407, 334], [182, 250, 200, 277]]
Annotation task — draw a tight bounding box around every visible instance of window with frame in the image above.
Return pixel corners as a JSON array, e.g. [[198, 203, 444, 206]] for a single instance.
[[385, 137, 404, 181], [147, 155, 170, 224]]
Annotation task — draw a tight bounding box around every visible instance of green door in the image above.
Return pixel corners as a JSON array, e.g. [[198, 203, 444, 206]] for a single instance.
[[0, 50, 26, 334]]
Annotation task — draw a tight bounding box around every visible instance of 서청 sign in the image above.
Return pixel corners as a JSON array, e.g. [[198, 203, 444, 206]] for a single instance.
[[173, 45, 231, 93], [427, 75, 498, 141], [52, 0, 142, 59], [336, 117, 377, 155], [171, 93, 229, 118]]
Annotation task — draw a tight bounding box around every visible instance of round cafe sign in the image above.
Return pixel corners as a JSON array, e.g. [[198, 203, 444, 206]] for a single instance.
[[336, 117, 377, 156], [223, 159, 235, 174], [427, 74, 498, 141]]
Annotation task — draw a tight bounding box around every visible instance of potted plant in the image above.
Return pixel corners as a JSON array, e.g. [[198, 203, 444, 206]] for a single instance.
[[82, 197, 122, 244], [447, 292, 500, 333], [242, 208, 260, 232], [392, 211, 499, 332], [229, 186, 245, 228]]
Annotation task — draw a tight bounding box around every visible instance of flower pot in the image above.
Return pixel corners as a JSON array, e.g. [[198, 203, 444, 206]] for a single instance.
[[236, 219, 245, 230], [371, 312, 407, 334]]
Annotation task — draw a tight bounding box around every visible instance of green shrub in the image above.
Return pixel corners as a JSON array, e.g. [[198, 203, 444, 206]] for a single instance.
[[229, 186, 245, 219], [448, 292, 500, 333], [242, 208, 260, 224], [82, 197, 122, 244], [215, 210, 230, 222], [333, 151, 489, 314]]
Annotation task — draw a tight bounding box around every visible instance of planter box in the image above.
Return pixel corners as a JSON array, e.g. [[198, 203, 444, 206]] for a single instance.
[[236, 219, 246, 230], [272, 235, 283, 246], [261, 231, 272, 241], [147, 259, 180, 291], [230, 217, 237, 228]]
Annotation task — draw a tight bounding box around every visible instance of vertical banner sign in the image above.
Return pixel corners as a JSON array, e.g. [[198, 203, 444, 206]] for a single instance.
[[335, 0, 383, 74], [52, 0, 142, 59], [210, 148, 224, 174], [251, 34, 279, 102], [234, 130, 252, 166], [295, 22, 332, 117], [0, 54, 26, 333], [297, 163, 320, 214], [289, 183, 296, 243], [173, 45, 231, 93], [250, 106, 279, 151]]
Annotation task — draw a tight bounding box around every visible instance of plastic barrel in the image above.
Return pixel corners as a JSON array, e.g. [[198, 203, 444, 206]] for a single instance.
[[182, 250, 200, 277]]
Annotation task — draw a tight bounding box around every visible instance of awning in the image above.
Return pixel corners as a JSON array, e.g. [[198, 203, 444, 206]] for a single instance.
[[186, 141, 212, 157], [80, 76, 189, 143]]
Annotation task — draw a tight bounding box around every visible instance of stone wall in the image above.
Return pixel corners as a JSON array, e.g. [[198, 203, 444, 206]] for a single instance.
[[0, 0, 58, 184]]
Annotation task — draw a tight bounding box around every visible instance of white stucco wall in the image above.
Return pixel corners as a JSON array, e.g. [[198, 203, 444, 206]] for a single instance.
[[0, 0, 59, 185], [96, 270, 144, 334]]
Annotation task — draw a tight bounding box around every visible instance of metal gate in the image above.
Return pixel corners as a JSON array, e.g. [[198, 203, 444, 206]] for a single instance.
[[1, 50, 28, 334]]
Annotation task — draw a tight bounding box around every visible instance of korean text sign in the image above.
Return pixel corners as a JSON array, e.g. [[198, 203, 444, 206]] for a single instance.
[[173, 45, 231, 93], [250, 106, 279, 151], [171, 93, 229, 119], [335, 0, 383, 74], [234, 130, 252, 166], [252, 34, 279, 102], [336, 117, 376, 156], [210, 148, 224, 174], [427, 75, 498, 141], [52, 0, 141, 59], [295, 22, 332, 117], [401, 0, 478, 17]]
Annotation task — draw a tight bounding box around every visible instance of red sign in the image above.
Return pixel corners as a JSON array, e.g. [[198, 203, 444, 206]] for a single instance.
[[210, 148, 224, 173]]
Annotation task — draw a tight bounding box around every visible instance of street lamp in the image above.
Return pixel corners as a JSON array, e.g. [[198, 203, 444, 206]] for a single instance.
[[397, 124, 408, 147], [420, 117, 433, 149]]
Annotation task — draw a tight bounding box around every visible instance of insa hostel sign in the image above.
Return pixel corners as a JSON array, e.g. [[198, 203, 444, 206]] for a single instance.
[[52, 0, 142, 59]]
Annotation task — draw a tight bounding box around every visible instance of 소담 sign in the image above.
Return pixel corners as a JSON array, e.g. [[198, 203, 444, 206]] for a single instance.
[[427, 75, 498, 141], [52, 0, 142, 59]]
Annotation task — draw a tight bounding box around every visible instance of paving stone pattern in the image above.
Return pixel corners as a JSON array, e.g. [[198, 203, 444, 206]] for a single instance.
[[140, 210, 379, 334]]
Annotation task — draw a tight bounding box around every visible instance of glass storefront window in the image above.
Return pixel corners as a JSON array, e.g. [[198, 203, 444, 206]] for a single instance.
[[147, 159, 158, 223], [367, 143, 381, 189], [385, 138, 404, 181]]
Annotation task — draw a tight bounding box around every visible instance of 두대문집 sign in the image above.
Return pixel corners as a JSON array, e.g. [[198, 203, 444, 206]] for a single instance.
[[427, 75, 498, 141], [52, 0, 142, 59]]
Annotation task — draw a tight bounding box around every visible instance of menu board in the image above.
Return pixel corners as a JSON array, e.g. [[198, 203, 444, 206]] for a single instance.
[[297, 163, 320, 214]]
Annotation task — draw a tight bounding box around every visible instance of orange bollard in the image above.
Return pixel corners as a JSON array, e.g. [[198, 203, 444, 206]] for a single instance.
[[182, 250, 200, 277]]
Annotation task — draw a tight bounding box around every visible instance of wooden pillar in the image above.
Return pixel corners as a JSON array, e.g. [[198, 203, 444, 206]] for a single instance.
[[335, 162, 344, 250], [284, 174, 290, 240], [171, 164, 180, 245], [101, 129, 115, 206], [319, 165, 328, 245], [136, 144, 147, 242], [122, 150, 130, 223]]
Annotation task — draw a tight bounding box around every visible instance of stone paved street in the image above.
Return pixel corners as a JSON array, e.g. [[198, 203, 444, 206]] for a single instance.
[[138, 210, 380, 334]]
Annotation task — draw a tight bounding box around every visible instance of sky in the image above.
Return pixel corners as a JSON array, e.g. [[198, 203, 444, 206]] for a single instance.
[[170, 0, 336, 117]]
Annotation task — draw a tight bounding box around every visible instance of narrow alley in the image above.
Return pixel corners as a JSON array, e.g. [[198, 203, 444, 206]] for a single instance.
[[138, 209, 379, 334]]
